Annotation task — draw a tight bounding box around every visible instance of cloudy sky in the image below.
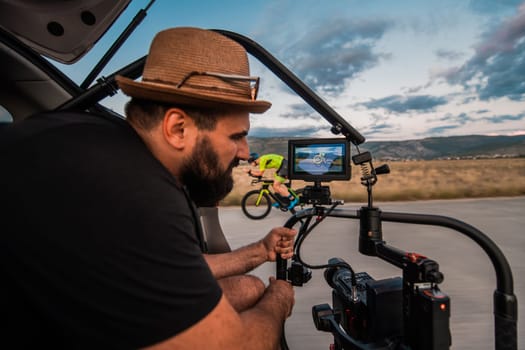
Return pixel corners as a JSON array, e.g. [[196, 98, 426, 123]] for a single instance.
[[54, 0, 525, 141]]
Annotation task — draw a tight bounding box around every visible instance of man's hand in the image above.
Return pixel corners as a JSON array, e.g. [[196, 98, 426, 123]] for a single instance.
[[245, 168, 263, 177], [261, 227, 297, 261], [205, 227, 296, 279]]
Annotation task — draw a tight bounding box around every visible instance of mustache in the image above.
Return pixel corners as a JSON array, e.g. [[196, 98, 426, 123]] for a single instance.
[[229, 158, 240, 170]]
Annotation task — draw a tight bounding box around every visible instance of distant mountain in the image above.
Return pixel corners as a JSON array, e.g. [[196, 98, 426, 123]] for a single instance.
[[248, 135, 525, 160]]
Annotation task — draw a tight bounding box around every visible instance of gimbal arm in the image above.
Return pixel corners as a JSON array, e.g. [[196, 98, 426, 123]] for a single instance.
[[377, 211, 517, 350], [277, 206, 517, 350]]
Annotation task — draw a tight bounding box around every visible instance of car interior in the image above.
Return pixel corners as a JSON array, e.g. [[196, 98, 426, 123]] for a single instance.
[[0, 0, 234, 253], [0, 0, 131, 124]]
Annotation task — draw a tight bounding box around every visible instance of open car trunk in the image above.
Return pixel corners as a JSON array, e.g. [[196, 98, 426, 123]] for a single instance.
[[0, 0, 130, 64]]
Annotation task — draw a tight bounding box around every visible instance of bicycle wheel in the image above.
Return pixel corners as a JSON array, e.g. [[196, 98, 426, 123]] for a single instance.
[[241, 190, 272, 219]]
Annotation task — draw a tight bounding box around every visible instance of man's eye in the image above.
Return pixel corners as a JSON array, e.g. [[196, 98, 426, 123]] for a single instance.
[[231, 134, 245, 141]]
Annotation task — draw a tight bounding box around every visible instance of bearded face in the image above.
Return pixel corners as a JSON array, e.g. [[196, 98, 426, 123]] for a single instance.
[[179, 135, 239, 207]]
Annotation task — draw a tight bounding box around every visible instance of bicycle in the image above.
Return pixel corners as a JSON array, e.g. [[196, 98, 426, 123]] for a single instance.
[[312, 152, 327, 166], [241, 176, 304, 220]]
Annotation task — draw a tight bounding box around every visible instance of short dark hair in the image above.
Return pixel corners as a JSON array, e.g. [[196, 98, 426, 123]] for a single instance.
[[124, 98, 228, 131]]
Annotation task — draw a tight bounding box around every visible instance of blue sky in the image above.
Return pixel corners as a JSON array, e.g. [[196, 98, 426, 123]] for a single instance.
[[54, 0, 525, 141]]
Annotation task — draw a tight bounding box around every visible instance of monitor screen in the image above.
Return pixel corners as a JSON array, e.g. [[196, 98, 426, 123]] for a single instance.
[[288, 138, 351, 182]]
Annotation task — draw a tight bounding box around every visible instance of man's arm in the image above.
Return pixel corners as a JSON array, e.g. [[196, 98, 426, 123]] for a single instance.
[[144, 278, 294, 350], [204, 226, 296, 279], [249, 168, 264, 177]]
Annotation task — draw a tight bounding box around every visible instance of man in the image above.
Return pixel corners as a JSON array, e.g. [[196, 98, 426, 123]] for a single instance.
[[247, 152, 299, 209], [1, 27, 295, 349]]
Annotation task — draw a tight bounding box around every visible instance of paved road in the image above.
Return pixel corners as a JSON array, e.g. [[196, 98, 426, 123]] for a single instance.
[[218, 197, 524, 350]]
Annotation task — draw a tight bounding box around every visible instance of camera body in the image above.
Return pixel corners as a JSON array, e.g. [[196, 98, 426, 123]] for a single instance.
[[321, 260, 451, 349], [328, 268, 403, 344]]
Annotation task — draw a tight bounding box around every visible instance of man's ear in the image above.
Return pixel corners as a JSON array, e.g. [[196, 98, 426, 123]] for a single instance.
[[162, 108, 188, 149]]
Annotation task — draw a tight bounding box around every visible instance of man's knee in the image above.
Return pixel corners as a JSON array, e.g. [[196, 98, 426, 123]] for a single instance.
[[273, 181, 288, 196], [218, 275, 265, 311], [238, 274, 265, 300]]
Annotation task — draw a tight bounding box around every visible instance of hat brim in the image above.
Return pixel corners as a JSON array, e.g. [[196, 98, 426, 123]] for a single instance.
[[116, 75, 271, 114]]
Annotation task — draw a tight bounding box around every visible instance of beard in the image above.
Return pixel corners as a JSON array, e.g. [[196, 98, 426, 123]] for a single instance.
[[179, 135, 239, 207]]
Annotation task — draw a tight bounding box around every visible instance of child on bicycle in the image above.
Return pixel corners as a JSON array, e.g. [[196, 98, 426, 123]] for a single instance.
[[246, 152, 299, 209]]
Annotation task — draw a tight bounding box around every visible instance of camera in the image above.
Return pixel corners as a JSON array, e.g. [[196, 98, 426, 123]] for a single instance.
[[324, 258, 403, 344], [280, 137, 455, 349], [311, 255, 451, 349]]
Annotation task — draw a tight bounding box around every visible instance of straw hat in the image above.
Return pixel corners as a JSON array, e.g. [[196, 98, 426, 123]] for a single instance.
[[116, 27, 271, 113]]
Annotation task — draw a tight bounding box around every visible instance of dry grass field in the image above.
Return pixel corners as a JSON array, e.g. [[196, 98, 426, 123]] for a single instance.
[[221, 158, 525, 205]]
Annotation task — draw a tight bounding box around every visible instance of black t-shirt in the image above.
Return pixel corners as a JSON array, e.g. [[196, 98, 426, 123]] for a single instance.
[[0, 112, 222, 348]]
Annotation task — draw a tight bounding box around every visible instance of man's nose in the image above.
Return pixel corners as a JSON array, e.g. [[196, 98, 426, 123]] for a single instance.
[[238, 138, 250, 160]]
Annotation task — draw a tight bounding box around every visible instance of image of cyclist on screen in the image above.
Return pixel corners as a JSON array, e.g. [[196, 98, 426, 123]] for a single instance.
[[246, 153, 298, 209]]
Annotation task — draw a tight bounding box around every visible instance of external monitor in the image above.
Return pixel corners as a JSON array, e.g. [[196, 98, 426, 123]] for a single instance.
[[288, 138, 351, 182]]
